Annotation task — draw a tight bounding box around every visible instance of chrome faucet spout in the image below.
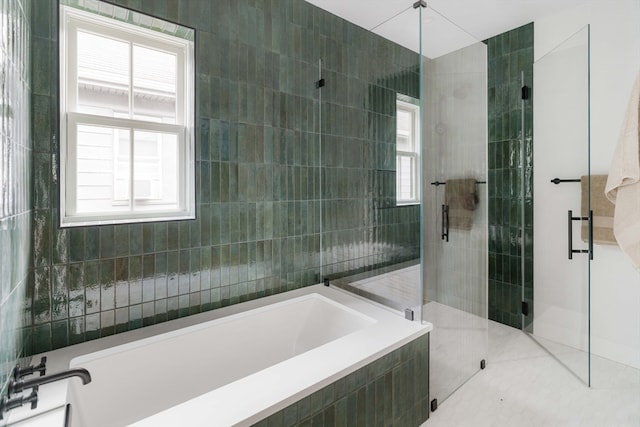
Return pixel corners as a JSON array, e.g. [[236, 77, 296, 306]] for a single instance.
[[9, 368, 92, 395]]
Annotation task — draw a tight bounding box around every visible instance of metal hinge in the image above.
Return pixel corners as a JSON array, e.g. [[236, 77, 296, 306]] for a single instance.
[[521, 301, 529, 316]]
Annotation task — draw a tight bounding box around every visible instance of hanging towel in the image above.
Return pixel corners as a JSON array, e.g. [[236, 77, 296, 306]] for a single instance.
[[445, 178, 478, 230], [581, 175, 616, 245], [604, 71, 640, 271]]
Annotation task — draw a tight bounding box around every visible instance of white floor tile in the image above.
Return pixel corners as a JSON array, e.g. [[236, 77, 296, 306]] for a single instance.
[[423, 320, 640, 427], [342, 265, 640, 427]]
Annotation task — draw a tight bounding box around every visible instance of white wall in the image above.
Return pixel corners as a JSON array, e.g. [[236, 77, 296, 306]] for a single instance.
[[534, 0, 640, 370]]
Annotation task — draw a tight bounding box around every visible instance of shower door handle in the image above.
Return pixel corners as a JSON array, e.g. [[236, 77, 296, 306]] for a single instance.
[[567, 210, 593, 260], [441, 204, 449, 242]]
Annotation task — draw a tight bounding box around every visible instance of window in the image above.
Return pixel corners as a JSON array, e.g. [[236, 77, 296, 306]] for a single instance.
[[60, 5, 195, 226], [396, 98, 420, 204]]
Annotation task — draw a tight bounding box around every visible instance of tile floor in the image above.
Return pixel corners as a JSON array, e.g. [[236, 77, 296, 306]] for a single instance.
[[340, 264, 640, 427], [423, 319, 640, 427]]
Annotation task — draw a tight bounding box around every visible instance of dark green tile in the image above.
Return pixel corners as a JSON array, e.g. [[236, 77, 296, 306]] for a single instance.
[[100, 227, 115, 259]]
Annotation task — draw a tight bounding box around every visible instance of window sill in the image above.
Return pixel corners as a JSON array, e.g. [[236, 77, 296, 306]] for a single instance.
[[396, 201, 420, 207], [60, 212, 195, 228]]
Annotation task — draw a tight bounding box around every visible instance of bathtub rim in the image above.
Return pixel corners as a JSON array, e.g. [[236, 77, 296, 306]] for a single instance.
[[8, 284, 432, 426]]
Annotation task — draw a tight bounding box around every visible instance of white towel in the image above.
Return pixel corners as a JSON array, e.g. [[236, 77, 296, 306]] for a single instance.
[[605, 71, 640, 271]]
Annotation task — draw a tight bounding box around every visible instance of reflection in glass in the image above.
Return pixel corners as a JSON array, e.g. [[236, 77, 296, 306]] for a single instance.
[[76, 124, 130, 213], [133, 46, 177, 123], [77, 31, 130, 116]]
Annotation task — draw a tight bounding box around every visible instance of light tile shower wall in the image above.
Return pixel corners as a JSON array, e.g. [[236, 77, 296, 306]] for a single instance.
[[486, 23, 534, 329], [28, 0, 421, 353], [0, 0, 31, 403]]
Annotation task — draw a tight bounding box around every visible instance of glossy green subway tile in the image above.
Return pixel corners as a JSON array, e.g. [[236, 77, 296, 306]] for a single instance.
[[99, 227, 115, 259], [84, 227, 100, 260], [99, 259, 115, 311], [178, 249, 190, 295], [69, 228, 85, 262], [51, 265, 68, 321], [142, 302, 155, 326], [128, 304, 142, 330], [115, 258, 130, 309], [164, 252, 178, 299], [32, 267, 51, 325], [84, 312, 100, 341], [115, 225, 130, 257], [99, 311, 115, 337], [167, 222, 179, 251], [129, 224, 142, 256], [178, 221, 190, 249], [152, 223, 166, 252]]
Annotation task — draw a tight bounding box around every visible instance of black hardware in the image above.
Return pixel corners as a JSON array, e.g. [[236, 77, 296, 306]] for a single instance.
[[521, 85, 530, 100], [430, 398, 438, 412], [8, 368, 92, 396], [315, 78, 325, 89], [430, 181, 487, 186], [551, 178, 581, 184], [413, 0, 427, 8], [323, 278, 330, 287], [0, 387, 39, 420], [404, 309, 414, 321], [521, 301, 529, 316], [13, 357, 47, 379], [480, 359, 486, 370], [441, 204, 449, 242], [588, 210, 594, 260], [568, 210, 593, 260]]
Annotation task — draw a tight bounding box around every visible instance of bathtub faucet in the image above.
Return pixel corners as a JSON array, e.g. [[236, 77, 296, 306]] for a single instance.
[[8, 367, 92, 396]]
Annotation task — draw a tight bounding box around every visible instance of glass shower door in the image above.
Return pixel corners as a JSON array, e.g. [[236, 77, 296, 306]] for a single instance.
[[420, 6, 488, 407], [531, 26, 591, 386]]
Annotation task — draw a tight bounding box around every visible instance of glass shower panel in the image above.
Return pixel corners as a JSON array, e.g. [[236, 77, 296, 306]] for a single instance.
[[420, 6, 489, 406], [531, 26, 591, 386], [319, 7, 423, 315]]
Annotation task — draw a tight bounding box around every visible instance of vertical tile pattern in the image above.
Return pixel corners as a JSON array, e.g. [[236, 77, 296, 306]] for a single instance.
[[486, 23, 534, 329], [253, 333, 430, 427], [0, 0, 31, 407], [27, 0, 421, 353]]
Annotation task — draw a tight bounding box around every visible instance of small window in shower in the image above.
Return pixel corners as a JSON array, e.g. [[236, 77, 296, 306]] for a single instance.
[[396, 97, 420, 205]]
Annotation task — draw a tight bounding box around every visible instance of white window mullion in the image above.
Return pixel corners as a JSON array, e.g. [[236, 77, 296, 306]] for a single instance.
[[129, 128, 135, 212]]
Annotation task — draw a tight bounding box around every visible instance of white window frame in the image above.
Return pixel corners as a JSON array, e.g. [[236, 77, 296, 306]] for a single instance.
[[396, 99, 421, 205], [59, 5, 195, 227]]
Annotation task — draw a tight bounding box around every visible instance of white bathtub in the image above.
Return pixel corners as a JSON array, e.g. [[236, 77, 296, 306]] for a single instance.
[[9, 285, 431, 427]]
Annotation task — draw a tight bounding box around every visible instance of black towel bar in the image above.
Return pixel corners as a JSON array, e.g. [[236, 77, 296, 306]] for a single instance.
[[551, 178, 581, 184], [431, 181, 487, 186]]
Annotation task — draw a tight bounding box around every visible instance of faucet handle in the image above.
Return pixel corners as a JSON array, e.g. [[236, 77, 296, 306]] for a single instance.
[[27, 387, 39, 410], [0, 387, 39, 420], [13, 357, 47, 381], [33, 357, 47, 376]]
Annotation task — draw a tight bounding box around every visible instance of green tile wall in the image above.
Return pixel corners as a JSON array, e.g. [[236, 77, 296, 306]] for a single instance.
[[253, 332, 429, 427], [486, 23, 534, 329], [0, 0, 31, 410], [27, 0, 421, 353]]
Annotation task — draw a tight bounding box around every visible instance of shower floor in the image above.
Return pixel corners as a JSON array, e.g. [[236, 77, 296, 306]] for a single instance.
[[342, 263, 488, 405], [423, 319, 640, 427], [345, 262, 421, 309], [341, 264, 640, 426]]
